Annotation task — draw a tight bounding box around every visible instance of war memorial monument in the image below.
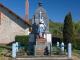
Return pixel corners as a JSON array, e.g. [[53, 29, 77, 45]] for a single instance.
[[11, 0, 72, 60]]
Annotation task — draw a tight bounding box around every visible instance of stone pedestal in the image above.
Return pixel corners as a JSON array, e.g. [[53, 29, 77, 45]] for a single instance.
[[29, 34, 35, 42], [46, 33, 52, 53], [35, 37, 47, 56]]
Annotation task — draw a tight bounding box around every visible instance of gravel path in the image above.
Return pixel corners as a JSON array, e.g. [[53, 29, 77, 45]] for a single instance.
[[72, 55, 80, 60]]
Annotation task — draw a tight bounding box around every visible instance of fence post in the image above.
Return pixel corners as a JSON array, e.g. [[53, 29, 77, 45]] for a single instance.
[[12, 43, 17, 58], [57, 42, 59, 47], [61, 42, 64, 54], [16, 42, 19, 52], [68, 43, 72, 58]]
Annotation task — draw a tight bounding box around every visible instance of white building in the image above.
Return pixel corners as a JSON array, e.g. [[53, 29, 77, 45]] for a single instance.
[[0, 4, 30, 44]]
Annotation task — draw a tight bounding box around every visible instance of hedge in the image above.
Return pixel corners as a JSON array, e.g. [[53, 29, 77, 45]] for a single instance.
[[15, 35, 29, 46], [74, 38, 80, 50]]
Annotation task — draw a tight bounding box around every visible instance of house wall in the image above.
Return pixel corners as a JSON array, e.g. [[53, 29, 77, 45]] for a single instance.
[[0, 7, 29, 44]]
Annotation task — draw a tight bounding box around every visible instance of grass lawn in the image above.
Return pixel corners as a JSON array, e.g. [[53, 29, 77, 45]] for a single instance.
[[0, 46, 12, 60], [0, 55, 12, 60], [0, 47, 4, 51], [73, 49, 80, 59]]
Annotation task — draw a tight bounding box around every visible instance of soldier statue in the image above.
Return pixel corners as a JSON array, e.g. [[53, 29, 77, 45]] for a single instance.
[[38, 17, 46, 38]]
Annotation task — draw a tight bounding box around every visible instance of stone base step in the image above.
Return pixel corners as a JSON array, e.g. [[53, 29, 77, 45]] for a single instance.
[[35, 48, 44, 56], [16, 57, 72, 60], [36, 38, 46, 44], [35, 45, 46, 48]]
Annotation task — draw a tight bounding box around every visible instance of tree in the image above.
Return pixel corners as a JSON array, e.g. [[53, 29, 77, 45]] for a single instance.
[[63, 12, 74, 47]]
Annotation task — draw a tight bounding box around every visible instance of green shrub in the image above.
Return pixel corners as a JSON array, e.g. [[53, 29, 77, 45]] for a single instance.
[[0, 45, 11, 50], [51, 46, 61, 55], [0, 48, 3, 53], [15, 35, 29, 46], [73, 38, 80, 50]]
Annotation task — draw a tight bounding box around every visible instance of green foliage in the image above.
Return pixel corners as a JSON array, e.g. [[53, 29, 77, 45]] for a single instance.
[[74, 38, 80, 50], [0, 45, 11, 50], [74, 22, 80, 34], [51, 46, 61, 55], [49, 20, 63, 38], [63, 12, 74, 45], [15, 35, 29, 46], [0, 48, 3, 53], [49, 19, 80, 50]]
